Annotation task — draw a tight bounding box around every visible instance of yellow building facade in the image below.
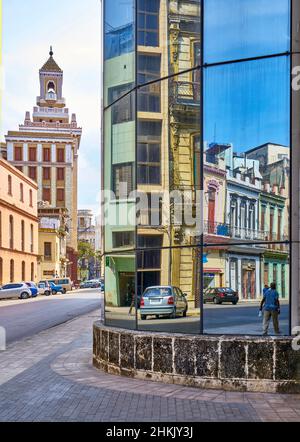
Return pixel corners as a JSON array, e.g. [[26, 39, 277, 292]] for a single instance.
[[0, 158, 38, 284]]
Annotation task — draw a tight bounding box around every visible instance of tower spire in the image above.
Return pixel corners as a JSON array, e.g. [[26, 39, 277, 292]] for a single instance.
[[49, 46, 53, 57]]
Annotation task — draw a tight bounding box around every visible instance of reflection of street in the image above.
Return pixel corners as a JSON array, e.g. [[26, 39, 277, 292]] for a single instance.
[[105, 302, 289, 335]]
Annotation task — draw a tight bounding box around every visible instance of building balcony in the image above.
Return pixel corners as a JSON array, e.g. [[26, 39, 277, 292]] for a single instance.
[[230, 226, 267, 241], [169, 81, 201, 107], [204, 221, 231, 237]]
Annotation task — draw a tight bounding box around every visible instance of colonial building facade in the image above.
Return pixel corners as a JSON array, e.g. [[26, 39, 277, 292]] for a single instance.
[[4, 48, 82, 282], [0, 158, 38, 284]]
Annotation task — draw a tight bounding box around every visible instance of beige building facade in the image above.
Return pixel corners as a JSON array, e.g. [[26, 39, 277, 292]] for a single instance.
[[0, 158, 38, 284]]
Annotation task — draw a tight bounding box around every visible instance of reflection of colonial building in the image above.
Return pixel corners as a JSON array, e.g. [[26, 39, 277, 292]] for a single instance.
[[77, 209, 98, 280]]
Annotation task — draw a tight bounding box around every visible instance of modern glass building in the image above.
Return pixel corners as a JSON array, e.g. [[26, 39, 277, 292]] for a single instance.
[[102, 0, 300, 335]]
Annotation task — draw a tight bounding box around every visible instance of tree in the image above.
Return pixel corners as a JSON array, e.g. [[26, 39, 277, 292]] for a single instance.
[[78, 241, 95, 280]]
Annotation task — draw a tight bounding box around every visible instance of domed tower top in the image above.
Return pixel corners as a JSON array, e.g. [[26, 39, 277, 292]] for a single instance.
[[37, 46, 65, 108]]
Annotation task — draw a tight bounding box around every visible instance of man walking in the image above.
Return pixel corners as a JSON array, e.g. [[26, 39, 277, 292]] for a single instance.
[[259, 282, 281, 336]]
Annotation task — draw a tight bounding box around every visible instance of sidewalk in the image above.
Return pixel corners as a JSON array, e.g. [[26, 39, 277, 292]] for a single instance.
[[0, 309, 299, 422]]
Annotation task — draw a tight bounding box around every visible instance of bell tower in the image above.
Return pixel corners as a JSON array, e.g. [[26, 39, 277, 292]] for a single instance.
[[37, 46, 65, 108]]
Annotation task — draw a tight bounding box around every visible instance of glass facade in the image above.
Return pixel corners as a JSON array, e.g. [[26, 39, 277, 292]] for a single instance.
[[102, 0, 292, 335]]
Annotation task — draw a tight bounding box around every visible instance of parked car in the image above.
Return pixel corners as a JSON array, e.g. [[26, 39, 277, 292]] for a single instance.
[[47, 278, 71, 292], [25, 282, 39, 297], [37, 282, 51, 296], [204, 287, 239, 305], [0, 283, 32, 300], [49, 281, 64, 295], [80, 280, 101, 289], [139, 286, 188, 320], [100, 279, 104, 291]]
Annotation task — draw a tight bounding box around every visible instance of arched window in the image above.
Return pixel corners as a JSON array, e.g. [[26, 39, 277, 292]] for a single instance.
[[30, 224, 34, 253], [29, 189, 33, 207], [47, 81, 56, 93], [31, 262, 34, 281], [9, 215, 14, 249], [8, 175, 12, 195], [22, 261, 26, 281], [10, 259, 14, 283], [21, 220, 25, 251]]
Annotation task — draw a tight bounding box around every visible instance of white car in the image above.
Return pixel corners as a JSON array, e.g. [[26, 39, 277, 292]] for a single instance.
[[0, 283, 32, 300]]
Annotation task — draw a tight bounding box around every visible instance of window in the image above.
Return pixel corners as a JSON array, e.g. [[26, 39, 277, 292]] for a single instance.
[[44, 242, 52, 260], [57, 168, 65, 181], [29, 147, 37, 162], [9, 215, 14, 249], [14, 146, 23, 161], [137, 235, 162, 269], [137, 0, 159, 47], [57, 148, 65, 163], [138, 193, 162, 226], [30, 224, 34, 253], [137, 142, 160, 184], [43, 147, 51, 162], [112, 231, 134, 248], [43, 167, 51, 180], [28, 167, 37, 181], [29, 189, 33, 207], [15, 166, 23, 173], [137, 121, 161, 185], [57, 188, 65, 203], [138, 55, 161, 112], [31, 263, 34, 281], [21, 220, 25, 251], [8, 175, 12, 195], [10, 260, 14, 283], [108, 83, 134, 124], [42, 188, 51, 203], [22, 261, 25, 281], [112, 163, 134, 199], [20, 183, 24, 202]]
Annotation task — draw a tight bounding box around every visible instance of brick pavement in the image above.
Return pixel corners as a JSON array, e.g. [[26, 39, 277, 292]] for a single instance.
[[0, 309, 299, 422]]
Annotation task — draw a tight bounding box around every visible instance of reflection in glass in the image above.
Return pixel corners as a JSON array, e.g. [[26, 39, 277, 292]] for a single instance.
[[204, 0, 290, 63], [203, 243, 290, 336]]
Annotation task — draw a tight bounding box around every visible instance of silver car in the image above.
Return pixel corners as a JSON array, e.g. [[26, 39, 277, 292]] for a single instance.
[[140, 286, 188, 320], [0, 283, 32, 300]]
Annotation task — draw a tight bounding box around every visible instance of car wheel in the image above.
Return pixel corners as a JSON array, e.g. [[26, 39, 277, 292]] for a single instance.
[[141, 315, 147, 320], [156, 315, 160, 319], [232, 301, 238, 305], [20, 292, 28, 300], [45, 290, 51, 296], [62, 288, 66, 294], [170, 309, 176, 319], [213, 297, 219, 305]]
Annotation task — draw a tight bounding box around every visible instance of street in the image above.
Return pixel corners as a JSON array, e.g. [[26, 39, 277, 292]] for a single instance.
[[106, 302, 290, 335], [0, 288, 102, 344]]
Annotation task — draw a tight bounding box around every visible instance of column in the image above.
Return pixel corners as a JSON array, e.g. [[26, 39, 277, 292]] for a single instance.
[[37, 143, 42, 162], [23, 143, 28, 162], [51, 143, 56, 163]]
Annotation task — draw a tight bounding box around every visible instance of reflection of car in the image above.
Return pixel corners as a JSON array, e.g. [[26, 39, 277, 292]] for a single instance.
[[25, 282, 39, 297], [204, 287, 239, 305], [37, 282, 51, 296], [140, 286, 188, 320], [80, 280, 101, 289], [0, 283, 32, 300], [100, 279, 104, 291], [49, 282, 64, 294]]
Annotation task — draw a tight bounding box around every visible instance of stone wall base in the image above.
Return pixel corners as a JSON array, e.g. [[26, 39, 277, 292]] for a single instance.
[[93, 322, 300, 394]]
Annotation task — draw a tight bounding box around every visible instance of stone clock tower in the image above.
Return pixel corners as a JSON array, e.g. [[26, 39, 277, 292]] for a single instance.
[[5, 48, 82, 283]]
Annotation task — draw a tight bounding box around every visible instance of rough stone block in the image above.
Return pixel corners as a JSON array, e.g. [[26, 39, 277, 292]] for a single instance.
[[153, 337, 173, 374], [220, 340, 246, 379], [275, 340, 300, 381], [174, 338, 195, 376], [248, 341, 274, 380], [100, 329, 109, 361], [120, 333, 134, 369], [195, 339, 218, 378], [108, 331, 120, 365], [135, 336, 152, 371]]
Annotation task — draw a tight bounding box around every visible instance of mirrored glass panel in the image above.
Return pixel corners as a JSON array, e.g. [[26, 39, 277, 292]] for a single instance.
[[103, 91, 136, 329], [104, 0, 135, 106], [203, 243, 290, 335], [204, 56, 290, 249], [204, 0, 290, 63], [136, 72, 201, 333]]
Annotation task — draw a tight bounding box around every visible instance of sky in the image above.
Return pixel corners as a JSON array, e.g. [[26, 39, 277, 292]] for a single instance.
[[0, 0, 101, 217]]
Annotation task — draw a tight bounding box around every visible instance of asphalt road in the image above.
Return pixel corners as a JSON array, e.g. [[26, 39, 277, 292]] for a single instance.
[[0, 289, 102, 344], [106, 302, 290, 336]]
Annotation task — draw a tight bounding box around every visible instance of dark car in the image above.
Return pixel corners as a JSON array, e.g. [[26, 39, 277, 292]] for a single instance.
[[204, 287, 239, 305]]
